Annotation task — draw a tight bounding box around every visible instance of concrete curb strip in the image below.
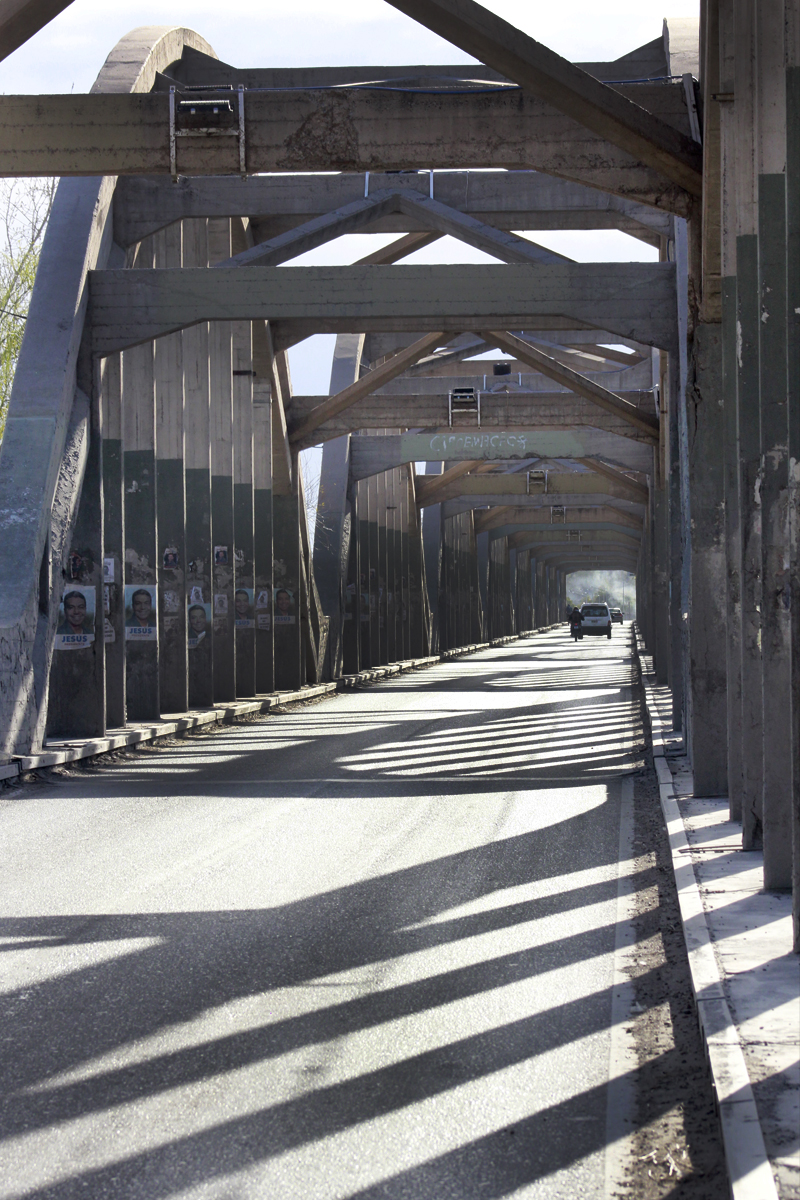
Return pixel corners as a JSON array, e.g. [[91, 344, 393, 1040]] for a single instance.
[[634, 625, 780, 1200], [4, 624, 566, 777]]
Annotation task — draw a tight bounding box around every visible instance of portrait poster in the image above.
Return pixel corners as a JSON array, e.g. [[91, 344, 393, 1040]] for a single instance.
[[214, 593, 228, 615], [54, 586, 96, 650], [163, 547, 179, 569], [124, 585, 157, 641], [273, 587, 296, 625], [188, 601, 211, 648], [214, 545, 229, 566], [234, 587, 254, 628], [103, 557, 115, 583]]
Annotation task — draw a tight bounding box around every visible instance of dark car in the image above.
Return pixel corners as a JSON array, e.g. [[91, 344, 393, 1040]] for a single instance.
[[610, 608, 624, 624]]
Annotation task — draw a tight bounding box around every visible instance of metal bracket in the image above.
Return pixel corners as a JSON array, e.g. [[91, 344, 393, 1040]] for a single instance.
[[527, 470, 547, 495], [169, 84, 246, 182], [448, 388, 481, 427]]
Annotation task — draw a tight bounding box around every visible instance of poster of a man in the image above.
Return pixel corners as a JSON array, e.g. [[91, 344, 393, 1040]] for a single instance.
[[54, 587, 95, 649], [234, 588, 254, 628], [124, 585, 157, 641], [274, 587, 295, 625], [188, 602, 211, 648]]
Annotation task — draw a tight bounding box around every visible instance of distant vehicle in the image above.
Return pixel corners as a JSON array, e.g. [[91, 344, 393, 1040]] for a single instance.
[[610, 608, 624, 624], [580, 602, 613, 638]]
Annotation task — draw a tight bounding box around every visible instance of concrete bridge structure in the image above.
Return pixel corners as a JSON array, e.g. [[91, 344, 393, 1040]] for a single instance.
[[0, 0, 798, 961]]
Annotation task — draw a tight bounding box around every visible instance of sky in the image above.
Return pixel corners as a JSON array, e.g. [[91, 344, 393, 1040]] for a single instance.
[[1, 0, 699, 396]]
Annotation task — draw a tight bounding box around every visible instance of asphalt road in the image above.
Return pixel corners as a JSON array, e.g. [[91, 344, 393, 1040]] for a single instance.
[[0, 625, 644, 1199]]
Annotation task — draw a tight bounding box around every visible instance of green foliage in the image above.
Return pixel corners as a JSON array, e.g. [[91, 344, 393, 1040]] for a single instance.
[[0, 178, 55, 440], [566, 569, 636, 616]]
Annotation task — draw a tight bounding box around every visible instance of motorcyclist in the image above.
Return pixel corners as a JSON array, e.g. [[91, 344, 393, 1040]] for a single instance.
[[569, 606, 583, 640]]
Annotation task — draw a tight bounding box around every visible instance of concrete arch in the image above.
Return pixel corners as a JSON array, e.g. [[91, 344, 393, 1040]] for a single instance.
[[0, 26, 216, 756]]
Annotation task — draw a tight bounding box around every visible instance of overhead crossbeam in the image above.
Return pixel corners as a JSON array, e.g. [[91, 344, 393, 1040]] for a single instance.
[[415, 469, 646, 508], [382, 0, 703, 195], [482, 330, 660, 439], [89, 262, 678, 355]]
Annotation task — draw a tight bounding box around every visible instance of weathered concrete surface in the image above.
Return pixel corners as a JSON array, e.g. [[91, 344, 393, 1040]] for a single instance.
[[686, 323, 727, 797]]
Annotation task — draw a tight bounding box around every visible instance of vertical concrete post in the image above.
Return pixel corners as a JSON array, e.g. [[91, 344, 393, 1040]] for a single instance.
[[183, 220, 214, 710], [377, 470, 389, 663], [718, 0, 743, 816], [367, 473, 380, 664], [736, 0, 765, 846], [785, 12, 800, 945], [652, 480, 671, 684], [233, 320, 255, 697], [122, 244, 159, 721], [154, 224, 187, 716], [422, 464, 442, 651], [252, 380, 273, 694], [46, 376, 105, 738], [101, 355, 125, 728], [208, 220, 236, 702], [757, 0, 793, 886], [342, 482, 361, 673], [688, 324, 728, 795]]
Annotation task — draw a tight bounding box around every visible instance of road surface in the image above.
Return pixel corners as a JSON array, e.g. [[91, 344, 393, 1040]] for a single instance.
[[1, 626, 647, 1199]]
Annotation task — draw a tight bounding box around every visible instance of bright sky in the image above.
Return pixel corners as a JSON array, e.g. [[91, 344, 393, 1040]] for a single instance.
[[1, 0, 699, 397]]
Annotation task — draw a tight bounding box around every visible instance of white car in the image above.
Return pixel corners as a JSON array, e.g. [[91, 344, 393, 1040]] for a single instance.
[[580, 602, 613, 638]]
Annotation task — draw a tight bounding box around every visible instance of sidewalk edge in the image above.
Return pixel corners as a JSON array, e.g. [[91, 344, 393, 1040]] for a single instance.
[[633, 624, 780, 1200]]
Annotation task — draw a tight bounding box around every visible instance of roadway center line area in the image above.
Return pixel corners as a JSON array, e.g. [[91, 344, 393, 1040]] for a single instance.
[[0, 627, 726, 1199]]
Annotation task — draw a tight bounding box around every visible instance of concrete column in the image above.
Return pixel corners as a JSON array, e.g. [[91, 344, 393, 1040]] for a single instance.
[[757, 0, 793, 887], [122, 244, 159, 722], [101, 355, 125, 728], [785, 11, 800, 946], [46, 371, 105, 738], [253, 382, 273, 694], [421, 463, 442, 650], [534, 558, 546, 627], [342, 481, 361, 674], [208, 220, 236, 702], [233, 320, 255, 697], [717, 0, 743, 816], [357, 476, 372, 667], [687, 323, 728, 795], [273, 489, 302, 690], [377, 470, 389, 664], [367, 473, 380, 664], [736, 0, 765, 846], [154, 223, 187, 716], [183, 221, 214, 710], [407, 469, 425, 656], [477, 529, 488, 639], [652, 479, 671, 684], [314, 334, 363, 678]]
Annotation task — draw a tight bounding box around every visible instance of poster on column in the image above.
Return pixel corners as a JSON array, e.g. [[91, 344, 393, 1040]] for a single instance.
[[234, 588, 254, 628], [54, 586, 96, 649], [124, 585, 157, 641], [273, 587, 296, 625], [188, 601, 211, 648], [255, 589, 271, 631]]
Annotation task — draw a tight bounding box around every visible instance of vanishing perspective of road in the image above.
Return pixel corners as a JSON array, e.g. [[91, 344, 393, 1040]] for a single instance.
[[0, 628, 726, 1199]]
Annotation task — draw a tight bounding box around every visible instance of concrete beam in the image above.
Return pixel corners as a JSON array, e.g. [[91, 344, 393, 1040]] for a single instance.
[[114, 170, 673, 247], [382, 0, 702, 194], [89, 262, 678, 355], [442, 494, 645, 519], [0, 84, 695, 212], [416, 469, 646, 507], [348, 430, 654, 480]]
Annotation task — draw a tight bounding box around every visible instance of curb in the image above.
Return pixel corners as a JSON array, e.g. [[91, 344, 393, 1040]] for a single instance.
[[4, 624, 565, 779], [8, 683, 339, 777], [633, 625, 780, 1200]]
